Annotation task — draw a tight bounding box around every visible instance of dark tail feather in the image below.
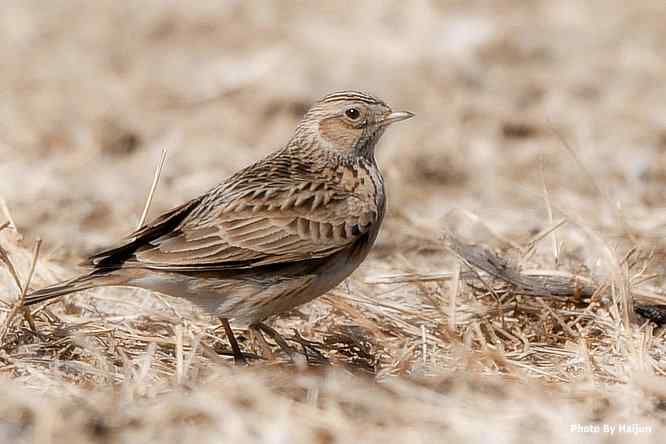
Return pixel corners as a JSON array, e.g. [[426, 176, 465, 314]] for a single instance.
[[24, 273, 102, 306]]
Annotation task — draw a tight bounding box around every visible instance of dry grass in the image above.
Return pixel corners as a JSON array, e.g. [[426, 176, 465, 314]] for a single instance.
[[2, 1, 666, 442]]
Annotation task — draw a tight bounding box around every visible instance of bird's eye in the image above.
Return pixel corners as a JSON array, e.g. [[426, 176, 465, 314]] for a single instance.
[[345, 107, 360, 120]]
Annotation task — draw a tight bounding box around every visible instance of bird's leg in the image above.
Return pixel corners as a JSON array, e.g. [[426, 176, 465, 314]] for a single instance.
[[219, 317, 247, 364], [250, 322, 295, 359]]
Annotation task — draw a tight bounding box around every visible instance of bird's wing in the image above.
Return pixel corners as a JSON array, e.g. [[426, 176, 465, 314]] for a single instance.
[[84, 196, 203, 269], [87, 180, 379, 272], [130, 179, 379, 270]]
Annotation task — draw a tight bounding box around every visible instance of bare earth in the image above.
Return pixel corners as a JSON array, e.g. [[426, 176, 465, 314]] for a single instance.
[[2, 1, 666, 443]]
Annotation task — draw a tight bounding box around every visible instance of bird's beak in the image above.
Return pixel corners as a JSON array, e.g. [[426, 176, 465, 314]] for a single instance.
[[380, 111, 415, 126]]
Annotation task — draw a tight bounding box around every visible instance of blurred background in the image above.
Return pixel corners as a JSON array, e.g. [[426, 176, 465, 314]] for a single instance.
[[1, 0, 666, 271]]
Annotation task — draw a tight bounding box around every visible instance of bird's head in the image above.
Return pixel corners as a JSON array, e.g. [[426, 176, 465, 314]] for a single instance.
[[294, 91, 413, 159]]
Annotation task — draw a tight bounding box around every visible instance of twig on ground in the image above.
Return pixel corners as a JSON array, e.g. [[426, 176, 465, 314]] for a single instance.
[[445, 232, 596, 299]]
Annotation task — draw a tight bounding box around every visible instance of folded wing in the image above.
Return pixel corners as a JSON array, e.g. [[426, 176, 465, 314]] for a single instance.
[[86, 180, 378, 272]]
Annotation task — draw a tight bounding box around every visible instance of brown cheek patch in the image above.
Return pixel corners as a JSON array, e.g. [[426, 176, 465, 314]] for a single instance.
[[319, 118, 358, 152]]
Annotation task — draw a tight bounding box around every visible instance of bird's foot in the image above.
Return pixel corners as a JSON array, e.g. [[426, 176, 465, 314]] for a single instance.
[[250, 322, 329, 366], [290, 328, 329, 366]]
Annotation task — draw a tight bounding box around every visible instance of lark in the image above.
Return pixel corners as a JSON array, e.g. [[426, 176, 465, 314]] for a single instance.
[[25, 91, 413, 360]]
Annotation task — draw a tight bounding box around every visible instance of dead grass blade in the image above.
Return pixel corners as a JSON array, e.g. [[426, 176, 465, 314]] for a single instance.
[[0, 239, 41, 343], [137, 146, 168, 229]]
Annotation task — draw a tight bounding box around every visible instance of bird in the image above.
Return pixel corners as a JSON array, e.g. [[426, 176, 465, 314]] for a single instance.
[[24, 90, 414, 361]]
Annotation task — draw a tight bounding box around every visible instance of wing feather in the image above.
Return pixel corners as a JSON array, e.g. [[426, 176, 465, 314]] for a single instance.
[[125, 184, 378, 270]]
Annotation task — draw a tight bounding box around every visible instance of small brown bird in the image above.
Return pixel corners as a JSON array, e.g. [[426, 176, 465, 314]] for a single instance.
[[25, 91, 413, 360]]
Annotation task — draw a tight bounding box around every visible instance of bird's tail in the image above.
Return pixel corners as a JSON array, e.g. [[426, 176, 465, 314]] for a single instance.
[[24, 272, 114, 306]]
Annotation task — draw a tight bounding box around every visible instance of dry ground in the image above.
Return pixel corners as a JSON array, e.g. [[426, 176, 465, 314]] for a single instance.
[[2, 1, 666, 443]]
